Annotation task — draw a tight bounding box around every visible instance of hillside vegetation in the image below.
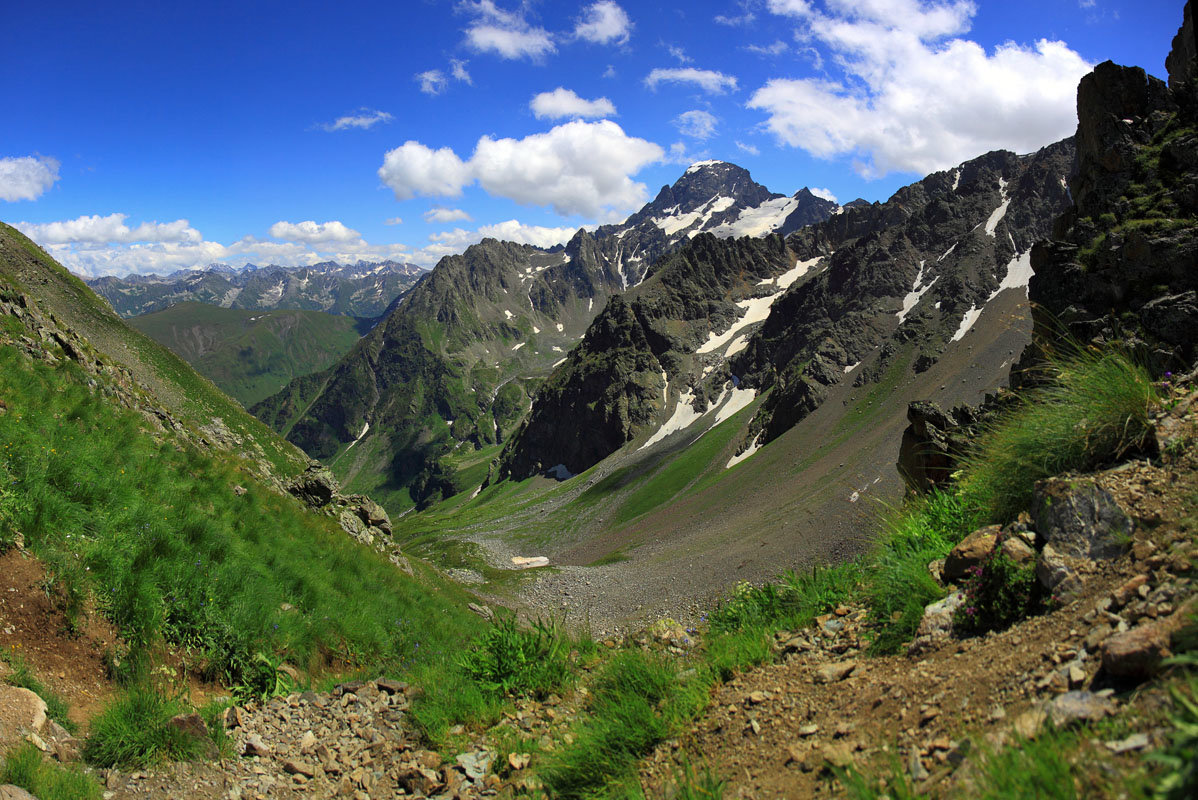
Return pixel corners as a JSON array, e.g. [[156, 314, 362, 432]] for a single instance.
[[129, 302, 369, 407]]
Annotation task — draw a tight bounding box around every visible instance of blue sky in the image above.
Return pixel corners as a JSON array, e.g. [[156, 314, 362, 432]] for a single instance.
[[0, 0, 1181, 276]]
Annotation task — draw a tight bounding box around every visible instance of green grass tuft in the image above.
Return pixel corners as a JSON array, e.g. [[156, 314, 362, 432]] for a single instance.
[[1, 741, 102, 800], [458, 616, 575, 698], [83, 684, 201, 768], [962, 347, 1159, 522]]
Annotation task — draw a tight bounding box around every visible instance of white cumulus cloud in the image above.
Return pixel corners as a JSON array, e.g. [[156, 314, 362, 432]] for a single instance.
[[809, 187, 838, 202], [645, 67, 739, 94], [0, 156, 61, 202], [321, 109, 393, 131], [378, 142, 474, 199], [428, 220, 577, 250], [674, 110, 718, 140], [752, 0, 1092, 177], [574, 2, 632, 45], [268, 220, 362, 244], [461, 0, 555, 61], [17, 213, 202, 244], [424, 207, 473, 224], [451, 59, 473, 84], [379, 120, 664, 218], [531, 88, 617, 119]]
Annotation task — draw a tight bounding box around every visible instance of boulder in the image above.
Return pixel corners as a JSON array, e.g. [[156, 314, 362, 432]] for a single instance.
[[338, 510, 373, 545], [351, 497, 392, 534], [908, 591, 965, 655], [0, 687, 47, 754], [287, 464, 339, 507], [943, 525, 1000, 583], [1102, 620, 1174, 678], [1035, 544, 1085, 602], [1031, 477, 1132, 560]]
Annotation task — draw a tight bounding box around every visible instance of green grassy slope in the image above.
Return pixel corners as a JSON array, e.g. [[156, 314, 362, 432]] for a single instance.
[[128, 302, 368, 407], [0, 222, 306, 475], [0, 302, 485, 688]]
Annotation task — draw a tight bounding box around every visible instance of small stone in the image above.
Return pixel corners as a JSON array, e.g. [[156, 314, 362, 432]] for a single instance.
[[376, 678, 407, 695], [748, 718, 761, 736], [508, 752, 531, 770], [1047, 691, 1113, 727], [283, 760, 316, 779], [1068, 664, 1087, 689], [815, 660, 858, 684], [1101, 621, 1173, 679], [747, 690, 771, 705], [1104, 732, 1150, 753], [1111, 574, 1149, 608], [243, 734, 270, 757], [0, 787, 39, 800], [1013, 708, 1047, 739], [798, 724, 819, 737], [299, 730, 317, 754], [920, 706, 941, 726], [909, 748, 929, 781]]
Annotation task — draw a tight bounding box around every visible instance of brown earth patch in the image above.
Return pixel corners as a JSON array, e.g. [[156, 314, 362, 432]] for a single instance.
[[0, 548, 119, 727]]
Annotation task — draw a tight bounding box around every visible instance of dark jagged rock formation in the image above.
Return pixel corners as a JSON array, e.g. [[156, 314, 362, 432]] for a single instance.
[[88, 260, 425, 319], [1023, 3, 1198, 374], [501, 144, 1075, 481], [497, 234, 794, 479], [901, 1, 1198, 490], [736, 143, 1074, 449]]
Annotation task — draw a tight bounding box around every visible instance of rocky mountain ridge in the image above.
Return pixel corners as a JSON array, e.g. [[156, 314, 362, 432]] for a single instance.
[[253, 162, 841, 509], [87, 259, 424, 319], [500, 141, 1075, 480]]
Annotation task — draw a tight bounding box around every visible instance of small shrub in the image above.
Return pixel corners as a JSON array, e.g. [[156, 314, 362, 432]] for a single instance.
[[458, 616, 573, 698], [0, 741, 102, 800], [953, 549, 1045, 637], [82, 684, 201, 768]]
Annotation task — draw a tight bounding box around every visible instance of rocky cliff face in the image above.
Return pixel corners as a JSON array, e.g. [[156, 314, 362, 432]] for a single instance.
[[736, 142, 1074, 450], [1023, 9, 1198, 374], [900, 1, 1198, 491], [497, 234, 795, 479], [502, 142, 1075, 480]]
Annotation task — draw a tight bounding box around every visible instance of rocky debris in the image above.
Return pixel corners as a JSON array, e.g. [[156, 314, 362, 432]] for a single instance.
[[285, 462, 412, 573], [0, 786, 38, 800], [1031, 477, 1132, 560], [113, 679, 504, 799]]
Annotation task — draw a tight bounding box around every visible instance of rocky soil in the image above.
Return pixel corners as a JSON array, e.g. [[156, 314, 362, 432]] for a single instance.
[[640, 415, 1198, 798]]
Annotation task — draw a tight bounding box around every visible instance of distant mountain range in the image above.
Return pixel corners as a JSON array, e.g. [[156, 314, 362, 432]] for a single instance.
[[87, 259, 425, 319]]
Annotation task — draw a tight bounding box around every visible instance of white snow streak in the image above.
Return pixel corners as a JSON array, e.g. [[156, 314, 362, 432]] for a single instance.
[[984, 177, 1010, 237], [725, 434, 763, 469], [344, 422, 370, 450], [709, 195, 799, 238], [511, 342, 525, 351], [640, 390, 704, 450], [897, 260, 938, 325]]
